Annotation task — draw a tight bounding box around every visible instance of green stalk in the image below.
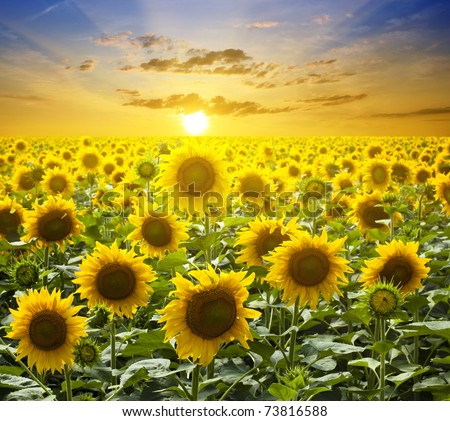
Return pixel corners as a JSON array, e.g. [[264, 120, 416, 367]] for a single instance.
[[110, 319, 117, 386], [64, 365, 73, 401], [379, 317, 386, 401], [207, 359, 215, 380], [191, 365, 201, 401], [219, 365, 258, 401], [390, 212, 395, 242], [43, 247, 50, 287], [288, 298, 300, 369], [204, 215, 211, 265], [0, 338, 54, 398]]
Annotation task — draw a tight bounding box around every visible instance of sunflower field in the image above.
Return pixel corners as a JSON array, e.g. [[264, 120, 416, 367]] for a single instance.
[[0, 136, 449, 402]]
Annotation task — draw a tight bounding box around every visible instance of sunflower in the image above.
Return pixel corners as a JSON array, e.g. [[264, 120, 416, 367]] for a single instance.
[[74, 241, 155, 318], [350, 191, 398, 231], [156, 143, 229, 215], [79, 148, 102, 173], [266, 230, 352, 309], [391, 160, 412, 185], [6, 288, 87, 373], [12, 166, 35, 191], [41, 167, 74, 197], [128, 208, 189, 259], [360, 240, 430, 294], [0, 196, 25, 242], [432, 173, 450, 216], [332, 172, 355, 194], [414, 165, 433, 184], [21, 195, 84, 251], [158, 267, 260, 366], [362, 158, 392, 193], [235, 216, 301, 267]]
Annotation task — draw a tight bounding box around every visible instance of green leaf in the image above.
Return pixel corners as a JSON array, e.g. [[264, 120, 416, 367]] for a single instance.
[[6, 387, 47, 401], [387, 367, 429, 386], [120, 359, 171, 388], [122, 330, 174, 357], [157, 251, 189, 271], [306, 339, 365, 355], [431, 356, 450, 365], [0, 374, 38, 389], [0, 366, 24, 376], [248, 341, 275, 362], [349, 358, 380, 372], [268, 383, 297, 401], [223, 216, 253, 227], [312, 372, 352, 386], [398, 321, 450, 340], [312, 356, 337, 371], [368, 341, 395, 355]]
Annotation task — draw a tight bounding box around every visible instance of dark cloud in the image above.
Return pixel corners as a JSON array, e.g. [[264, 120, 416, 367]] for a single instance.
[[138, 48, 277, 78], [123, 92, 296, 116], [306, 59, 338, 67], [372, 106, 450, 118], [79, 59, 96, 72], [284, 77, 307, 86], [116, 88, 140, 96], [300, 94, 368, 106]]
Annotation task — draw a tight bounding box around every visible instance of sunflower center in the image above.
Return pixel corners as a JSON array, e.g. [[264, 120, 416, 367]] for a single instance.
[[240, 175, 265, 198], [29, 310, 67, 351], [104, 163, 115, 175], [37, 210, 73, 242], [361, 201, 389, 229], [82, 153, 99, 169], [392, 164, 408, 182], [443, 185, 450, 204], [178, 157, 215, 194], [256, 229, 290, 256], [0, 209, 21, 236], [416, 169, 430, 183], [49, 175, 67, 193], [141, 218, 172, 247], [19, 172, 35, 190], [96, 263, 136, 300], [339, 179, 353, 189], [186, 288, 236, 340], [371, 166, 388, 184], [288, 249, 330, 286], [138, 162, 155, 179], [379, 256, 413, 288]]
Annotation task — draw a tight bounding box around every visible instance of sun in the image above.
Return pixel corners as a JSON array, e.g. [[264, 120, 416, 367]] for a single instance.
[[182, 110, 209, 135]]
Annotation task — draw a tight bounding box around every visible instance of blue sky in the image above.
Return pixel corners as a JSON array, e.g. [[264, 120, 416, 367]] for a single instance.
[[1, 0, 449, 136]]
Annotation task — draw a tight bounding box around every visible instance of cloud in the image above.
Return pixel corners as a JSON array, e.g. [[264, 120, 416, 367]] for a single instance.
[[245, 21, 279, 29], [138, 48, 277, 77], [371, 106, 450, 118], [79, 59, 96, 72], [123, 92, 296, 116], [306, 59, 338, 67], [0, 93, 45, 101], [299, 94, 368, 106], [284, 77, 307, 86], [116, 88, 140, 96], [93, 32, 132, 47], [312, 15, 331, 25], [93, 31, 180, 51]]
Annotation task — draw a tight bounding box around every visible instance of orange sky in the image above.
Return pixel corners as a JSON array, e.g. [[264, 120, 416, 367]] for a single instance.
[[1, 0, 450, 137]]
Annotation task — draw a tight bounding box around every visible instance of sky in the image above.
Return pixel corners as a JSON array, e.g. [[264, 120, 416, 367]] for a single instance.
[[0, 0, 449, 137]]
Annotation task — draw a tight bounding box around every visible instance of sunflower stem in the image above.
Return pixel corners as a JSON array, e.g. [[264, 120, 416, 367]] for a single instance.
[[0, 338, 54, 398], [207, 358, 215, 380], [64, 365, 73, 401], [413, 290, 420, 400], [110, 319, 117, 386], [191, 365, 201, 401], [390, 212, 395, 241], [279, 307, 286, 347], [288, 298, 300, 369], [378, 317, 387, 401], [204, 215, 211, 265], [219, 365, 258, 401], [43, 247, 50, 288]]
